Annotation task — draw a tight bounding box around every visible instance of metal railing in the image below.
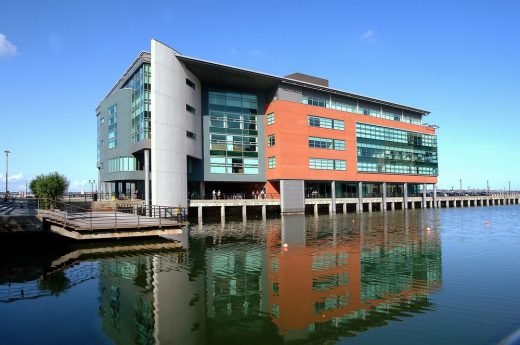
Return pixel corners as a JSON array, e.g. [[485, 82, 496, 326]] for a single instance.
[[36, 199, 187, 232], [192, 192, 279, 200]]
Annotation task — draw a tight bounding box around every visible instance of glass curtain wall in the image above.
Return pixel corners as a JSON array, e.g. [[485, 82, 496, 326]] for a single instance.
[[208, 90, 259, 175], [356, 123, 438, 176], [124, 63, 151, 143]]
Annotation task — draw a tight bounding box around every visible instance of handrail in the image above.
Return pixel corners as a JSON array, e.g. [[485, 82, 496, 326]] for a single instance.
[[34, 198, 188, 232]]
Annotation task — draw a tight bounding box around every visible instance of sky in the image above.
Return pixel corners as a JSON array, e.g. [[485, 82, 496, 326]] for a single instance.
[[1, 0, 519, 192]]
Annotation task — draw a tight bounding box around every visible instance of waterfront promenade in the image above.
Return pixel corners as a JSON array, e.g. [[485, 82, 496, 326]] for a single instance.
[[189, 193, 520, 223]]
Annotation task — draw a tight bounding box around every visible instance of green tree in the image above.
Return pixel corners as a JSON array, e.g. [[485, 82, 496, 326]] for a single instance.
[[30, 172, 69, 207]]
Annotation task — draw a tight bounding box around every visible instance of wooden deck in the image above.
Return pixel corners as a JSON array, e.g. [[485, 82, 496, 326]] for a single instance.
[[40, 209, 188, 240]]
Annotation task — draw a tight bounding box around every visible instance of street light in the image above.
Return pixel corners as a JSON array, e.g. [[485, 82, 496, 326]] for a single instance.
[[4, 150, 10, 200], [88, 179, 95, 196]]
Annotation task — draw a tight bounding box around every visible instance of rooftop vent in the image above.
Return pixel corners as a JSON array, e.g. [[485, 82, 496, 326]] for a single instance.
[[285, 73, 329, 87]]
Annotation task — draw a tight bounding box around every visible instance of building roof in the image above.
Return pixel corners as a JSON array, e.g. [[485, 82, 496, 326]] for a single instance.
[[98, 43, 430, 115]]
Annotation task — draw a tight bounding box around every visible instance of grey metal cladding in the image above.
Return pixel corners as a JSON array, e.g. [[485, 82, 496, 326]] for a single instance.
[[98, 88, 143, 183], [277, 83, 303, 103], [280, 180, 305, 213]]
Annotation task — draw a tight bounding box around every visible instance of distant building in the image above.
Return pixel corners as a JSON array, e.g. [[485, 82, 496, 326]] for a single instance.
[[96, 39, 438, 209]]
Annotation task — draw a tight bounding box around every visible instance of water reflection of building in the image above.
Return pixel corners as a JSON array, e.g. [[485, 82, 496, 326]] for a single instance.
[[268, 214, 442, 342], [97, 246, 207, 345]]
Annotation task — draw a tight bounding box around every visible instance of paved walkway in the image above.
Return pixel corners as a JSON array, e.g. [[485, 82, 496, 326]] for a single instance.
[[0, 200, 37, 216]]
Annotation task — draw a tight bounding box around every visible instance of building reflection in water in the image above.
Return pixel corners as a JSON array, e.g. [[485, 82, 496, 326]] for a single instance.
[[1, 211, 442, 344], [268, 212, 441, 342]]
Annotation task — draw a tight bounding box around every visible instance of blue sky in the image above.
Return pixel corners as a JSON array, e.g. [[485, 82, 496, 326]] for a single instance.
[[1, 0, 519, 192]]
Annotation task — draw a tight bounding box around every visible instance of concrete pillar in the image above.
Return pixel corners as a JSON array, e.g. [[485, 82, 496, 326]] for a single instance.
[[331, 181, 336, 214], [343, 203, 347, 214], [358, 181, 363, 208], [356, 201, 361, 213], [198, 206, 202, 222], [242, 205, 247, 220], [262, 204, 266, 217], [329, 203, 333, 215], [199, 181, 205, 199], [433, 184, 437, 208], [422, 184, 427, 208], [382, 182, 387, 211], [368, 202, 372, 212], [221, 205, 225, 222], [389, 202, 394, 211], [403, 183, 408, 209], [446, 200, 450, 208], [314, 203, 318, 216], [411, 201, 415, 209], [144, 149, 150, 207]]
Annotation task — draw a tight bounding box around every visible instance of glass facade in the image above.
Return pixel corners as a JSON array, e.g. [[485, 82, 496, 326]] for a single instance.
[[309, 158, 346, 171], [107, 104, 117, 149], [303, 95, 422, 125], [356, 123, 438, 175], [124, 63, 151, 143], [208, 90, 259, 175], [108, 156, 140, 173], [309, 136, 345, 150], [308, 115, 344, 130]]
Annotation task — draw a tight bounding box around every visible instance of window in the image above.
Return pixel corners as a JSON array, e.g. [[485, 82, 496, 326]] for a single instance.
[[303, 94, 422, 125], [186, 131, 196, 140], [303, 96, 328, 108], [108, 156, 140, 173], [97, 114, 104, 126], [268, 134, 275, 147], [186, 104, 196, 115], [210, 156, 259, 174], [124, 63, 151, 143], [308, 115, 344, 130], [268, 156, 276, 168], [208, 90, 260, 174], [186, 78, 196, 89], [107, 104, 117, 149], [356, 123, 438, 175], [267, 113, 275, 125], [309, 158, 346, 171]]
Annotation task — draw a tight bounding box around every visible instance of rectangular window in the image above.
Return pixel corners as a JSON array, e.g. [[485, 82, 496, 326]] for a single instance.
[[308, 115, 344, 131], [268, 134, 275, 147], [107, 156, 139, 173], [186, 78, 196, 89], [267, 113, 275, 125], [107, 104, 117, 149], [186, 131, 196, 140], [334, 139, 345, 150], [268, 156, 276, 169], [356, 123, 438, 175], [309, 158, 345, 171], [186, 104, 196, 115]]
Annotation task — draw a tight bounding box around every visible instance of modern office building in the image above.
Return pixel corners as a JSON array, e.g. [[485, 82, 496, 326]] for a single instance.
[[96, 39, 438, 210]]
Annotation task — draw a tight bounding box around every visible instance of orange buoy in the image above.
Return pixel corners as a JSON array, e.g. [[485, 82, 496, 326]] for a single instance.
[[283, 243, 288, 248]]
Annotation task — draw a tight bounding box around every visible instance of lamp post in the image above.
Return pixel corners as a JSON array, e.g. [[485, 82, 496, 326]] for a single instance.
[[88, 179, 95, 196], [4, 150, 10, 200]]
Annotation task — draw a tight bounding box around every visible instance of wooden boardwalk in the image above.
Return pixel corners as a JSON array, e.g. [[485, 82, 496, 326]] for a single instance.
[[39, 204, 188, 240]]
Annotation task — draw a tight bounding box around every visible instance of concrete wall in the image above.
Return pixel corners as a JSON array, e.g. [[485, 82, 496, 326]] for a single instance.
[[151, 39, 202, 208]]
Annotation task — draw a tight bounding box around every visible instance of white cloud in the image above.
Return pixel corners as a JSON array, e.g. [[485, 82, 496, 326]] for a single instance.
[[0, 172, 24, 182], [70, 179, 89, 192], [360, 29, 375, 42], [0, 33, 18, 57]]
